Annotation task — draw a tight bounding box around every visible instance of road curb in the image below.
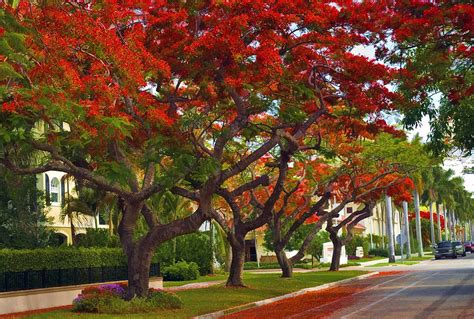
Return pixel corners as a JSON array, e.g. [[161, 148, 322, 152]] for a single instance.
[[194, 272, 379, 319]]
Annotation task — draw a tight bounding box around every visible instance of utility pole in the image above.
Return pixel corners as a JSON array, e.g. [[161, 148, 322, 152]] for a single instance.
[[385, 195, 396, 263], [402, 201, 411, 258], [414, 189, 424, 257]]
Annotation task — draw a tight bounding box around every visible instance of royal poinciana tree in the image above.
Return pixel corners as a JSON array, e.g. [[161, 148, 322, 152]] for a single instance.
[[0, 2, 213, 298], [158, 0, 414, 286], [0, 0, 437, 293], [264, 133, 422, 275], [386, 1, 473, 156]]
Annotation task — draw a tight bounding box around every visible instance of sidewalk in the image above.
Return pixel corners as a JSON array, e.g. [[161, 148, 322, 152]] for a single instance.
[[246, 268, 319, 274], [165, 280, 225, 291], [357, 258, 390, 266]]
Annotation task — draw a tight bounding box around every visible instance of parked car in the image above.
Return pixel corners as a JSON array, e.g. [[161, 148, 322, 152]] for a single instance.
[[434, 241, 466, 259], [464, 241, 474, 253]]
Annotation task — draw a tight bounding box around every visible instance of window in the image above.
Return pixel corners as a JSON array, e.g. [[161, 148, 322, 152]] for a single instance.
[[50, 177, 60, 204]]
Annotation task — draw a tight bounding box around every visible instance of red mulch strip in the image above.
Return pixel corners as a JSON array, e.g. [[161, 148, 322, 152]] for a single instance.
[[0, 305, 72, 319], [225, 272, 406, 319], [225, 284, 369, 319], [373, 270, 407, 277]]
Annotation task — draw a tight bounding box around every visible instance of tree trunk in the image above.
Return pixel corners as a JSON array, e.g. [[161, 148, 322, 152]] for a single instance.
[[329, 237, 342, 271], [275, 246, 293, 278], [385, 195, 396, 263], [70, 218, 76, 246], [436, 203, 442, 242], [226, 234, 246, 287], [225, 241, 232, 272], [402, 201, 411, 258], [413, 189, 423, 257], [125, 242, 154, 298], [429, 202, 435, 246], [443, 206, 448, 240]]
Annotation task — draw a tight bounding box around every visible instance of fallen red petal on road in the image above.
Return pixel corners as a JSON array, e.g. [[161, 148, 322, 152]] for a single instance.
[[225, 272, 408, 319]]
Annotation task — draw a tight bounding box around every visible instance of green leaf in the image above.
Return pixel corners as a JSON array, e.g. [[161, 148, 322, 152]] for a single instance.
[[0, 62, 22, 80]]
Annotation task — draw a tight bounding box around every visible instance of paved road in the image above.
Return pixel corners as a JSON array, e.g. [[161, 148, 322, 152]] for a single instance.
[[231, 253, 474, 319]]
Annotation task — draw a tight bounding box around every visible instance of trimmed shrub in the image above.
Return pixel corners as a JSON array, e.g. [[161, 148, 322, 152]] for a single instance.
[[162, 261, 199, 281], [156, 232, 212, 275], [345, 235, 371, 256], [368, 248, 389, 257], [0, 247, 158, 272], [73, 283, 182, 314], [76, 229, 120, 248]]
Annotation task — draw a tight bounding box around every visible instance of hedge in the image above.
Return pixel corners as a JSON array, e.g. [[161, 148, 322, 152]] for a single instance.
[[0, 247, 159, 273], [156, 232, 212, 275]]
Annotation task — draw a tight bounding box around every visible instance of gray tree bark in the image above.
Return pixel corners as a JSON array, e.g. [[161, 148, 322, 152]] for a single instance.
[[413, 189, 424, 256], [451, 211, 456, 240], [402, 201, 411, 258], [443, 206, 448, 240], [436, 203, 442, 242], [385, 195, 396, 263], [429, 202, 435, 246]]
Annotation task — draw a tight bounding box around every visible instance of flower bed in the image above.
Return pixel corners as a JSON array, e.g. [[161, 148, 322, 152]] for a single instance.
[[73, 283, 182, 314]]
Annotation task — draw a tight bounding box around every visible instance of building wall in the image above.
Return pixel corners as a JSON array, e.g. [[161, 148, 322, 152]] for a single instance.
[[37, 171, 108, 245]]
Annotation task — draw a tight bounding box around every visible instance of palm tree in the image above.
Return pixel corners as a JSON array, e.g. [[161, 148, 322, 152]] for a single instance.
[[61, 179, 117, 245], [385, 195, 396, 263], [421, 167, 436, 245], [435, 169, 455, 240], [147, 191, 193, 264]]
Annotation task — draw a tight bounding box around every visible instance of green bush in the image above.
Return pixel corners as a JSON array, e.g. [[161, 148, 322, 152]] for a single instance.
[[368, 248, 389, 257], [73, 284, 182, 314], [156, 232, 212, 275], [0, 247, 158, 272], [76, 229, 120, 248], [162, 261, 199, 281], [345, 235, 372, 256]]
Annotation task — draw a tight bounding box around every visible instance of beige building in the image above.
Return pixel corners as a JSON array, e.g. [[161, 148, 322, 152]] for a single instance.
[[37, 171, 108, 245]]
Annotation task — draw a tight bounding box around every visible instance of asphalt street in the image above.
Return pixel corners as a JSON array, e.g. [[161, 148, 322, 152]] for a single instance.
[[306, 253, 474, 318], [233, 253, 474, 319]]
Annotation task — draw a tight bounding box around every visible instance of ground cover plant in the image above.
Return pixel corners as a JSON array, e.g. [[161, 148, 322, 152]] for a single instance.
[[72, 283, 182, 314]]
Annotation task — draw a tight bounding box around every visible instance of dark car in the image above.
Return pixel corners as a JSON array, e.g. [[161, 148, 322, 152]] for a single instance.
[[464, 241, 474, 253], [434, 241, 466, 259]]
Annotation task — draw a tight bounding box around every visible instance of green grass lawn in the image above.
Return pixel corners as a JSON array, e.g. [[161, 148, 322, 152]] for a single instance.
[[25, 270, 366, 319], [354, 256, 386, 263], [163, 274, 228, 288], [404, 255, 433, 261], [368, 261, 419, 267]]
